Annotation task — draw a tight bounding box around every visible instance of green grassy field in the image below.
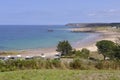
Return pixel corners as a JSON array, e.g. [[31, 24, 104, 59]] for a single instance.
[[0, 69, 120, 80]]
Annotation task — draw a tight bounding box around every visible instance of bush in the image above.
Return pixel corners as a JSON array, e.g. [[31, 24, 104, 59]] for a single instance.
[[0, 58, 120, 72], [81, 48, 90, 58], [74, 48, 90, 59], [95, 60, 120, 70], [70, 58, 81, 69]]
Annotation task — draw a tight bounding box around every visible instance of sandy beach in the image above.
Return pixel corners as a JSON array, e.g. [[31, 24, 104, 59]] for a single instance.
[[75, 31, 120, 51], [18, 30, 120, 57], [0, 28, 120, 58]]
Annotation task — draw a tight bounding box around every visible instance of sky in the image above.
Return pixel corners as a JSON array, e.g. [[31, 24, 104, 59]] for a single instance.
[[0, 0, 120, 25]]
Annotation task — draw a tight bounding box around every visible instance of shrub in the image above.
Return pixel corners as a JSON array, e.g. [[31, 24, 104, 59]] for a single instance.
[[70, 58, 81, 69], [74, 48, 90, 59], [95, 60, 120, 70], [0, 58, 120, 72], [81, 48, 90, 58]]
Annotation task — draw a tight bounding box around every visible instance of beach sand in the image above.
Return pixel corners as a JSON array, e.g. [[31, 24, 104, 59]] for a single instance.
[[75, 31, 120, 51], [19, 48, 58, 57], [19, 31, 120, 57], [1, 30, 120, 58]]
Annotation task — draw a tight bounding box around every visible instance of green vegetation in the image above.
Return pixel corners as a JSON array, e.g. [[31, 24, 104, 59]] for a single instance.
[[0, 51, 19, 56], [114, 37, 120, 59], [0, 40, 119, 72], [57, 40, 120, 60], [96, 40, 120, 60], [114, 45, 120, 59], [92, 26, 120, 32], [56, 40, 90, 58], [80, 48, 90, 58], [0, 69, 120, 80], [56, 40, 72, 55], [0, 59, 65, 72], [0, 58, 120, 72], [96, 40, 116, 60], [72, 48, 90, 59], [95, 60, 120, 70], [0, 40, 119, 80], [66, 23, 120, 28]]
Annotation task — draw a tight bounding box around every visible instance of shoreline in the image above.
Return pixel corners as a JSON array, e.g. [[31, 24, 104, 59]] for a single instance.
[[75, 31, 120, 51], [0, 30, 120, 57]]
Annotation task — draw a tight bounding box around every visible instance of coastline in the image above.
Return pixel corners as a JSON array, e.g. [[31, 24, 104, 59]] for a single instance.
[[22, 31, 119, 56], [0, 29, 120, 57]]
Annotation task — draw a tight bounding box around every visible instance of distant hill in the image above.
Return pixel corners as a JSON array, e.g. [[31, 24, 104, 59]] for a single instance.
[[66, 23, 120, 28]]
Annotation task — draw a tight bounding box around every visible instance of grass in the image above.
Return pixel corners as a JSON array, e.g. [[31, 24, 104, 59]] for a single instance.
[[89, 51, 104, 60], [0, 51, 19, 56], [89, 26, 120, 32], [0, 69, 120, 80]]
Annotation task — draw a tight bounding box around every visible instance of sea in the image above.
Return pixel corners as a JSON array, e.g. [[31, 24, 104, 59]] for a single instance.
[[0, 25, 93, 50]]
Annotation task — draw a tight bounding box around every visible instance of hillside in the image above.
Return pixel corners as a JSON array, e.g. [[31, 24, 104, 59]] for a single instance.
[[66, 23, 120, 28]]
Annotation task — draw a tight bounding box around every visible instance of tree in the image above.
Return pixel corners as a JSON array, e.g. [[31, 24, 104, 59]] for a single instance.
[[114, 37, 120, 59], [56, 40, 72, 55], [114, 45, 120, 59], [96, 40, 116, 60]]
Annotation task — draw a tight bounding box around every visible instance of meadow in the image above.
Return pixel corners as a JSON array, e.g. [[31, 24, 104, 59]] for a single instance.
[[0, 69, 120, 80]]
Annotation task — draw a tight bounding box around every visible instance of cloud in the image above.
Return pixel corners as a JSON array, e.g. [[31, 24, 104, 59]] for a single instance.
[[87, 9, 120, 17], [109, 9, 116, 12], [88, 13, 96, 16]]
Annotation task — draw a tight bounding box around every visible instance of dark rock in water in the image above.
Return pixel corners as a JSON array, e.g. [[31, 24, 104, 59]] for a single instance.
[[48, 29, 54, 32]]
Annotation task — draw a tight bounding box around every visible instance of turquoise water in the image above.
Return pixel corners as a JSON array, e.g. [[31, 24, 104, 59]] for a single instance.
[[0, 25, 90, 50]]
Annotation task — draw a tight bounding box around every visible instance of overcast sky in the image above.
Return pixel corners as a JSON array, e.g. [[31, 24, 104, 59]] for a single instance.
[[0, 0, 120, 25]]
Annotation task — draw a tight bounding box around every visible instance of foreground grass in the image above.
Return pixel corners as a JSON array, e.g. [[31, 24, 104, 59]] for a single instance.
[[0, 69, 120, 80]]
